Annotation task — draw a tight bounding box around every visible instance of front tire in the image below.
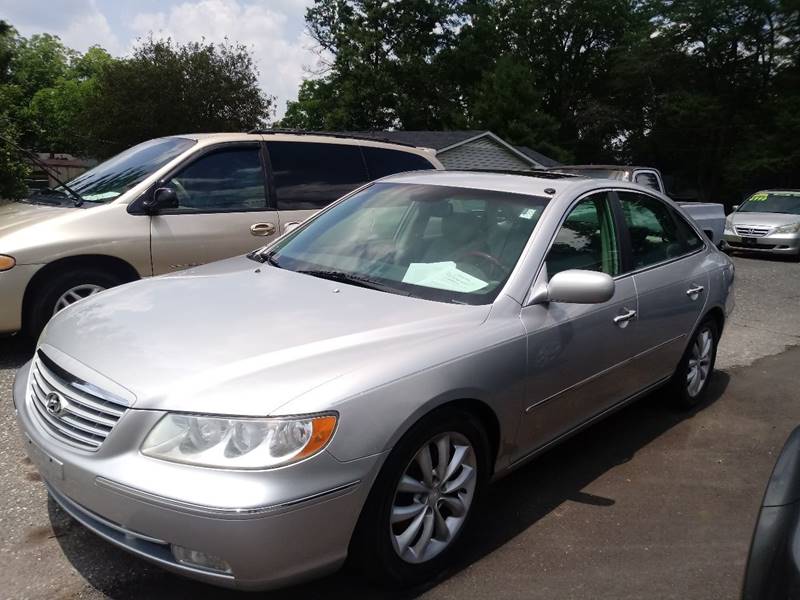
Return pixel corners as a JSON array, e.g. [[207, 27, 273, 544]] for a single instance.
[[668, 318, 719, 409], [25, 269, 123, 341], [350, 408, 490, 587]]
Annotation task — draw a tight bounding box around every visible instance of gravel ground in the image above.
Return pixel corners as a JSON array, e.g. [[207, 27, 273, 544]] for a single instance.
[[0, 253, 798, 600]]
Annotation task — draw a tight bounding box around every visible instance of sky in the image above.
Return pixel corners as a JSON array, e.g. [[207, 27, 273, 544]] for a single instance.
[[0, 0, 321, 118]]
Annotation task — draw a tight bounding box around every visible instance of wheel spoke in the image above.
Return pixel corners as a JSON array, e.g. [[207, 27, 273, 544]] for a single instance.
[[435, 434, 450, 481], [442, 464, 474, 494], [395, 507, 427, 555], [444, 444, 469, 482], [416, 444, 434, 488], [433, 505, 450, 541], [439, 494, 467, 517], [392, 501, 426, 524], [411, 510, 435, 557], [397, 474, 428, 494]]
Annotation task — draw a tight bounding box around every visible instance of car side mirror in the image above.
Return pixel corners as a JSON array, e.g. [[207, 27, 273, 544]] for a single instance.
[[542, 269, 615, 304], [143, 187, 178, 214]]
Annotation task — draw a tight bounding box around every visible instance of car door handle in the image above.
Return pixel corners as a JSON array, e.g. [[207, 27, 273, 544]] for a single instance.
[[686, 285, 705, 298], [613, 308, 637, 327], [250, 222, 276, 237]]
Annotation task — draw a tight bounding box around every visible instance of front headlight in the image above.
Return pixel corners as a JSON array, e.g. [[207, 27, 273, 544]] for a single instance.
[[141, 413, 337, 469], [774, 222, 800, 234], [724, 215, 735, 232], [0, 254, 16, 271]]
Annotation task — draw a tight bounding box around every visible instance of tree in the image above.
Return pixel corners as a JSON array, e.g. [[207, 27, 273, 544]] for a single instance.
[[82, 37, 273, 157]]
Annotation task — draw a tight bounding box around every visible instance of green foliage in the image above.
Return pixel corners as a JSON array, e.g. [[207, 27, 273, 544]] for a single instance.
[[286, 0, 800, 203], [0, 27, 272, 198]]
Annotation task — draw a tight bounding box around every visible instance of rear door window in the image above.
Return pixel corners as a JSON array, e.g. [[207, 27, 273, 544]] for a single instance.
[[618, 192, 688, 269], [362, 147, 436, 179], [266, 141, 368, 210]]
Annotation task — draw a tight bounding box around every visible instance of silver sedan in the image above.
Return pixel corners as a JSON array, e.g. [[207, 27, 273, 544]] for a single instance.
[[14, 171, 734, 590]]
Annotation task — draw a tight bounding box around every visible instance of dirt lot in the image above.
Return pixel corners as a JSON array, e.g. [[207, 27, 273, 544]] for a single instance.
[[1, 254, 799, 600]]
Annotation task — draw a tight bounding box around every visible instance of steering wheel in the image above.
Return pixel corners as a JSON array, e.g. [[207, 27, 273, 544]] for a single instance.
[[456, 250, 509, 279]]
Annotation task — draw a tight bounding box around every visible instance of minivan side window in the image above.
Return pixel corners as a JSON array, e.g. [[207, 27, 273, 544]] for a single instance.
[[267, 142, 369, 210], [618, 192, 687, 269], [164, 146, 266, 212], [362, 147, 436, 179], [546, 192, 620, 277]]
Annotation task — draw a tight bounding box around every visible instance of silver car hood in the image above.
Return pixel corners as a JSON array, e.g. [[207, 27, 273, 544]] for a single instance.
[[42, 257, 490, 415], [731, 211, 800, 227]]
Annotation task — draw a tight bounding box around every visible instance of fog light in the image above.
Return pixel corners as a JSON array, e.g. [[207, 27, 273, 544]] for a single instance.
[[172, 545, 232, 574]]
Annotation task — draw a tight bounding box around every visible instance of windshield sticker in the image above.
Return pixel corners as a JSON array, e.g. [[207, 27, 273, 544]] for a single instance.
[[81, 191, 120, 201], [402, 261, 488, 293], [519, 208, 538, 219], [749, 193, 768, 201]]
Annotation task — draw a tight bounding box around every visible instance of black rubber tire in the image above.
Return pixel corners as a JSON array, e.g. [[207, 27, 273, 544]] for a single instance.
[[349, 408, 490, 587], [667, 318, 720, 410], [25, 269, 123, 341]]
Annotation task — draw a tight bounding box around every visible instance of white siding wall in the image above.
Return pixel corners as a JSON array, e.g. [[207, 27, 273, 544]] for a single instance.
[[437, 136, 538, 170]]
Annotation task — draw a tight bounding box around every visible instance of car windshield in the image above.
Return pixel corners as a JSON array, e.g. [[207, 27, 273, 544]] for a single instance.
[[46, 137, 196, 205], [263, 182, 549, 305], [738, 191, 800, 215]]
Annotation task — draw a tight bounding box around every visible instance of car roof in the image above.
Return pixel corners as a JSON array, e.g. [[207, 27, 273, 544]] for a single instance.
[[550, 164, 657, 172], [379, 170, 591, 198], [168, 132, 437, 155]]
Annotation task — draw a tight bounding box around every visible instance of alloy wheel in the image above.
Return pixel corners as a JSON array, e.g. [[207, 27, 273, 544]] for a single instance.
[[390, 432, 477, 564], [686, 327, 713, 397], [53, 284, 105, 315]]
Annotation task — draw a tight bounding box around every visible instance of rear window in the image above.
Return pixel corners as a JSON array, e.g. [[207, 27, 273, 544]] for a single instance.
[[267, 141, 369, 210], [362, 147, 436, 179]]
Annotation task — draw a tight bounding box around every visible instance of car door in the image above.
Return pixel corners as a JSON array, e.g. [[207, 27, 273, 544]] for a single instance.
[[265, 141, 370, 234], [616, 190, 710, 383], [515, 191, 641, 458], [149, 143, 279, 274]]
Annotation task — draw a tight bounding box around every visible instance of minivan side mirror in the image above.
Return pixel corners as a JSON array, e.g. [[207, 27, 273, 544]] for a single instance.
[[143, 187, 179, 214], [544, 269, 615, 304]]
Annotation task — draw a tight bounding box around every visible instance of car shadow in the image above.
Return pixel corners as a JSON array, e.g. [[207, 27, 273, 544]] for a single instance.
[[50, 373, 729, 599]]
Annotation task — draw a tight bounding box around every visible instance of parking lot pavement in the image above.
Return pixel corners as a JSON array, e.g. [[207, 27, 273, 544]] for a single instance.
[[0, 253, 798, 600]]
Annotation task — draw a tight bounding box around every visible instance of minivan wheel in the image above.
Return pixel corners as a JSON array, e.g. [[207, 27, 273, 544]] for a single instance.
[[350, 408, 490, 587], [668, 318, 719, 409], [26, 269, 123, 341]]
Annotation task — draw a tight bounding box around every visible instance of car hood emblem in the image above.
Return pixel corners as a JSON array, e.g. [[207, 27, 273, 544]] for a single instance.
[[45, 392, 63, 416]]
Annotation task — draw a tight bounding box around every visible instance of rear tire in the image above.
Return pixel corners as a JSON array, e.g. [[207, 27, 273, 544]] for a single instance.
[[667, 318, 719, 409], [25, 269, 123, 341], [349, 408, 490, 587]]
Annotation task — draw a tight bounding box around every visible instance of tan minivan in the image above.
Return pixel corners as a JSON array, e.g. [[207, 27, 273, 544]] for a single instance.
[[0, 132, 441, 337]]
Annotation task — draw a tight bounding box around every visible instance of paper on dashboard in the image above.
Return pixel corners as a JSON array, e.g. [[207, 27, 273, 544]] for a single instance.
[[402, 261, 487, 292]]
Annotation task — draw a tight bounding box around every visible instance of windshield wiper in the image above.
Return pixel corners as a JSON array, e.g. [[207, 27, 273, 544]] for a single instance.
[[298, 270, 411, 296], [248, 249, 283, 268], [0, 133, 85, 207]]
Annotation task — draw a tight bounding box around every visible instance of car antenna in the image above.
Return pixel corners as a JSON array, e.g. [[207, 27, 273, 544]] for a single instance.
[[0, 133, 84, 206]]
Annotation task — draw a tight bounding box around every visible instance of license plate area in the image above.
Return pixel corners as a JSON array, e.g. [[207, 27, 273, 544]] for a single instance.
[[26, 436, 64, 481], [741, 236, 758, 246]]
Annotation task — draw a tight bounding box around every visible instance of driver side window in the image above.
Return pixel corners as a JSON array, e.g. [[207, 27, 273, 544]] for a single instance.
[[165, 146, 267, 212], [546, 193, 620, 277]]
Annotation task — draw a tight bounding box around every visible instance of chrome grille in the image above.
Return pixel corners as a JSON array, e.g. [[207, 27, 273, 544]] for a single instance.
[[28, 353, 128, 451], [735, 225, 771, 237]]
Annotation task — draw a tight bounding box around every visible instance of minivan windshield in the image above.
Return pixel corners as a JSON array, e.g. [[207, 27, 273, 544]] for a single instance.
[[739, 191, 800, 215], [30, 137, 196, 206], [262, 182, 549, 304]]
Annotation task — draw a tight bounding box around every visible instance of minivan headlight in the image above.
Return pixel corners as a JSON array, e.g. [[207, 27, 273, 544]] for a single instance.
[[141, 413, 337, 469], [0, 255, 16, 271], [774, 222, 800, 234]]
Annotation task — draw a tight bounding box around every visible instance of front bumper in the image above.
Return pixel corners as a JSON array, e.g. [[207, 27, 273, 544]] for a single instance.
[[0, 264, 43, 334], [723, 231, 800, 255], [13, 361, 384, 590]]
